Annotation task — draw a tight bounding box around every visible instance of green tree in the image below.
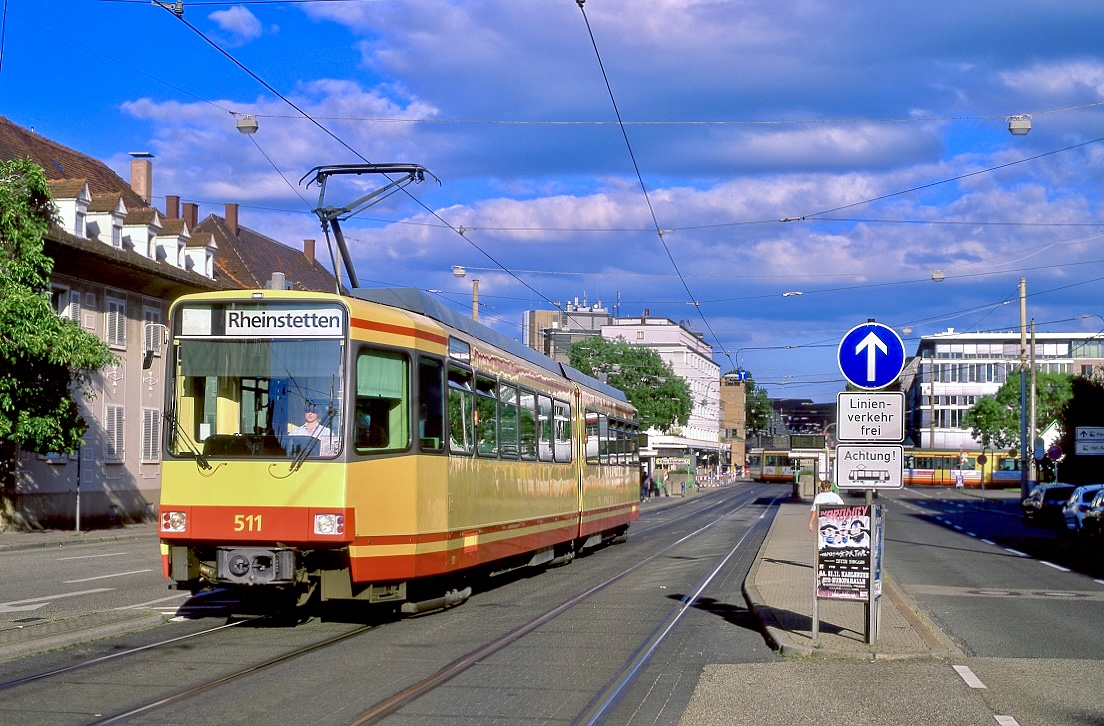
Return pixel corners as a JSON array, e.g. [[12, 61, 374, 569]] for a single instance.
[[0, 159, 115, 527], [568, 336, 692, 432], [743, 377, 773, 440], [1055, 376, 1104, 485], [961, 370, 1072, 452]]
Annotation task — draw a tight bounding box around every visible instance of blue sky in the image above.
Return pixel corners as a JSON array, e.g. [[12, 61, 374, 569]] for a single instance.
[[4, 0, 1104, 402]]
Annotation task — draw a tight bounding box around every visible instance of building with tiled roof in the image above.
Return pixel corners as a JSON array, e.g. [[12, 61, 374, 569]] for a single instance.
[[0, 118, 224, 530], [1, 116, 343, 530], [188, 202, 340, 294]]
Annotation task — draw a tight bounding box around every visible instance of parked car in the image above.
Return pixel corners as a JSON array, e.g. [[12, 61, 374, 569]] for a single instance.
[[1062, 484, 1104, 533], [1021, 483, 1076, 524], [1082, 489, 1104, 537]]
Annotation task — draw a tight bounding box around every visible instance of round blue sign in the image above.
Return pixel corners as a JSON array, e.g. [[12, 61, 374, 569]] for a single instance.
[[837, 322, 906, 390]]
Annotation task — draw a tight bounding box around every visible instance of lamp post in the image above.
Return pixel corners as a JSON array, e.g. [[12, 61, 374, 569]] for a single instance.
[[451, 266, 479, 322]]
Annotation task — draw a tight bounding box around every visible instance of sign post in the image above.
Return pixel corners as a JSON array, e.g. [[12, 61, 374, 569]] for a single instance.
[[814, 321, 907, 644]]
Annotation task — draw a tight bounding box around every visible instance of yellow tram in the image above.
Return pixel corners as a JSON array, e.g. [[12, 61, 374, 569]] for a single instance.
[[157, 288, 639, 610]]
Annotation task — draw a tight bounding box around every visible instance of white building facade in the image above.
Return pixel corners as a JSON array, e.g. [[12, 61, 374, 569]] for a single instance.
[[906, 328, 1104, 450], [601, 316, 727, 472]]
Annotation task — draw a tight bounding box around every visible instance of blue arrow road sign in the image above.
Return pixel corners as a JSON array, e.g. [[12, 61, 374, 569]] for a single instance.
[[838, 322, 906, 389]]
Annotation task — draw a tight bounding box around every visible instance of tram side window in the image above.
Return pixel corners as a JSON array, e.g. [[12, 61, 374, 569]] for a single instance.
[[537, 394, 554, 462], [499, 384, 519, 459], [598, 414, 609, 465], [476, 375, 499, 457], [553, 399, 572, 463], [354, 349, 409, 454], [448, 366, 474, 454], [519, 389, 537, 460], [610, 422, 623, 465], [628, 424, 639, 465], [417, 356, 444, 452], [585, 411, 600, 465]]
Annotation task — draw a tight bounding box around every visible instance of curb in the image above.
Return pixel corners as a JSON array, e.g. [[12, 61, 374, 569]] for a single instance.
[[0, 528, 157, 553], [0, 611, 167, 664]]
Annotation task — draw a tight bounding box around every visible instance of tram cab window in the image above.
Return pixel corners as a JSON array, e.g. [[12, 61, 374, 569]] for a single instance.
[[172, 338, 344, 460], [354, 349, 409, 454], [476, 376, 499, 457], [417, 357, 444, 452]]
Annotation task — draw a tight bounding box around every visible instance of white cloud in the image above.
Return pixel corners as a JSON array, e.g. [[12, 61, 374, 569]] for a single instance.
[[209, 6, 264, 44]]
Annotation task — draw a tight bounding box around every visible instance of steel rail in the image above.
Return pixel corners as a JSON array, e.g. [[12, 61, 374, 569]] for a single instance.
[[574, 498, 779, 724], [90, 623, 377, 725], [349, 484, 774, 725], [0, 616, 256, 690]]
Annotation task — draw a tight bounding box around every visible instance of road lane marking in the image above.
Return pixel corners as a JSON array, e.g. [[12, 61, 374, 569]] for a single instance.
[[0, 588, 114, 613], [1040, 561, 1071, 572], [58, 552, 126, 561], [953, 665, 987, 688], [63, 569, 154, 583], [994, 717, 1020, 725], [1003, 548, 1028, 557], [981, 539, 997, 546]]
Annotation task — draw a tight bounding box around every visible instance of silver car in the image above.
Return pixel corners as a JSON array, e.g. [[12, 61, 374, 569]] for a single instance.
[[1062, 484, 1104, 533]]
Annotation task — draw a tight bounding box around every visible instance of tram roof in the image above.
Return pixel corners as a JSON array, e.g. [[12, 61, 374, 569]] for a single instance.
[[350, 287, 629, 404]]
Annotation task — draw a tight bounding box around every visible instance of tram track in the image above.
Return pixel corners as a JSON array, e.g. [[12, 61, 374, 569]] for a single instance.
[[349, 483, 777, 725], [0, 613, 380, 725], [0, 483, 777, 725]]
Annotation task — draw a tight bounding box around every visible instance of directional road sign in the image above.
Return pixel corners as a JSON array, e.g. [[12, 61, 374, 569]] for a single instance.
[[836, 392, 905, 443], [835, 444, 904, 490], [1075, 428, 1104, 456], [837, 322, 906, 390]]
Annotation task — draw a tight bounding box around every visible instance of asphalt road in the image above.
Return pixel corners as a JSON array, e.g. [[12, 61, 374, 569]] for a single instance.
[[5, 486, 1104, 725]]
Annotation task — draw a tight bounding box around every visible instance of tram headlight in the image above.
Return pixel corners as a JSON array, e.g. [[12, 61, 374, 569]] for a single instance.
[[313, 513, 344, 535], [160, 510, 187, 532]]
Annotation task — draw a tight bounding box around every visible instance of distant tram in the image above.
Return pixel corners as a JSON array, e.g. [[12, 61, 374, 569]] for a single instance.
[[750, 446, 1020, 488]]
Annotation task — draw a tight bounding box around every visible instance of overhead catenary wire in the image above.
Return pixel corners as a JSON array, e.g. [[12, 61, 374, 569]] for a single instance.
[[150, 3, 609, 334], [574, 0, 734, 369]]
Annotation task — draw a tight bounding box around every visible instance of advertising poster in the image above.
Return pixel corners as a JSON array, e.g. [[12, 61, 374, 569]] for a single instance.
[[815, 504, 873, 601]]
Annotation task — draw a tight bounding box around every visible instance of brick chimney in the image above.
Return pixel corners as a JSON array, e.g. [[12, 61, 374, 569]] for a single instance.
[[303, 239, 315, 263], [128, 152, 153, 204], [182, 202, 198, 229], [224, 203, 239, 236], [165, 195, 179, 219]]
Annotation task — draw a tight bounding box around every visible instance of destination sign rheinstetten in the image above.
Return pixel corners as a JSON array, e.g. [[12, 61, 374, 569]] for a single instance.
[[836, 392, 905, 443]]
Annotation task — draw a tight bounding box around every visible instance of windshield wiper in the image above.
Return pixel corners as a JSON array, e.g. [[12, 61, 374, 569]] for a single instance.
[[165, 406, 211, 471]]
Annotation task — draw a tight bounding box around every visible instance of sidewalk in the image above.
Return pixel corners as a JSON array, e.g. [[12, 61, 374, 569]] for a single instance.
[[743, 499, 963, 659], [0, 520, 158, 552]]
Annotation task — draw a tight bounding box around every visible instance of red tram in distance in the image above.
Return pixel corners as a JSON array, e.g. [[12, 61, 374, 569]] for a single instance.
[[157, 288, 640, 612]]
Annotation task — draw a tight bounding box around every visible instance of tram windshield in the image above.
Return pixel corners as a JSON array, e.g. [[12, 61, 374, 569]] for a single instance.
[[169, 337, 345, 459]]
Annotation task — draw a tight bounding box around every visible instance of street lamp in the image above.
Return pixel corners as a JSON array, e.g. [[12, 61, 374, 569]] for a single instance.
[[452, 265, 479, 322]]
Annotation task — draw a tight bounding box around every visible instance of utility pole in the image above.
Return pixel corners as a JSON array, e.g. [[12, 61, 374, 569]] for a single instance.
[[1019, 277, 1029, 499], [1030, 319, 1037, 483]]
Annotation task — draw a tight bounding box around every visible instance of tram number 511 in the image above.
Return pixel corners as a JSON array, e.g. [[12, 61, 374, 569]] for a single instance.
[[234, 514, 262, 532]]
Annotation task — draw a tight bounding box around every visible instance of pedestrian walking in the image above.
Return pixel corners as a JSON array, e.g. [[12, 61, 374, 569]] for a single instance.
[[808, 479, 845, 532]]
